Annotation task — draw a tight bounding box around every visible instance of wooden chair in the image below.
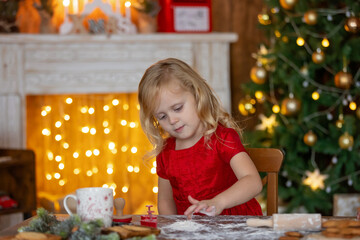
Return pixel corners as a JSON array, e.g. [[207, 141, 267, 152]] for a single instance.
[[247, 148, 284, 216]]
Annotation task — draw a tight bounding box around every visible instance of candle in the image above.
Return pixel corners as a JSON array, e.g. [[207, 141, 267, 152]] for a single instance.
[[63, 0, 70, 20], [73, 0, 78, 14], [125, 1, 131, 20]]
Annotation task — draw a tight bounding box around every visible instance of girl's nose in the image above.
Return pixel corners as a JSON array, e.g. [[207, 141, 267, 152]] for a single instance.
[[168, 114, 178, 125]]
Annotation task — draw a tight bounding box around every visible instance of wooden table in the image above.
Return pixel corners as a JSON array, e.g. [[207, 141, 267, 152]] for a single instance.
[[0, 215, 357, 240]]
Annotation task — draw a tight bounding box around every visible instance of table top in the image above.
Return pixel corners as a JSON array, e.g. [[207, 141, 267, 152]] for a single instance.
[[0, 214, 357, 240]]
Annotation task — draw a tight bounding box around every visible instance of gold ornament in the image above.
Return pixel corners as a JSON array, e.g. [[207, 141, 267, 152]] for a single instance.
[[344, 17, 360, 33], [250, 65, 267, 84], [280, 0, 298, 10], [312, 49, 325, 64], [258, 9, 271, 25], [281, 97, 301, 116], [334, 71, 353, 89], [238, 96, 256, 116], [304, 10, 317, 25], [304, 130, 317, 146], [338, 132, 354, 149]]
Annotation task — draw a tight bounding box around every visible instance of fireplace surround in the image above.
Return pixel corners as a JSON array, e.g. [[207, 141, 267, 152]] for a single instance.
[[0, 33, 237, 149]]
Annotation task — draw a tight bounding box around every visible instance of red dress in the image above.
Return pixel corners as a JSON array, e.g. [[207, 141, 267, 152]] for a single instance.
[[156, 125, 263, 216]]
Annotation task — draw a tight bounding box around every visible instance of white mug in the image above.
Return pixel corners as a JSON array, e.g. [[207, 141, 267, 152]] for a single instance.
[[63, 187, 114, 227]]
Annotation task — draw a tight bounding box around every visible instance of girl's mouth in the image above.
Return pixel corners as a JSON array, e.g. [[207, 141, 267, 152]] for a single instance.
[[175, 126, 184, 132]]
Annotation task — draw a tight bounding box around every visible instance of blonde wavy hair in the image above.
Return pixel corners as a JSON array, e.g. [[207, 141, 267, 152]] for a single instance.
[[138, 58, 242, 159]]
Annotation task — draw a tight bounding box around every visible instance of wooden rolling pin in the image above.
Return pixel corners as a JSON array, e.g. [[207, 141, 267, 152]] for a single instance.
[[246, 214, 322, 231]]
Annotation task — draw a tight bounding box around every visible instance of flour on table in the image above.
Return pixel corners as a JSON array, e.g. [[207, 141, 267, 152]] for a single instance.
[[161, 220, 209, 232]]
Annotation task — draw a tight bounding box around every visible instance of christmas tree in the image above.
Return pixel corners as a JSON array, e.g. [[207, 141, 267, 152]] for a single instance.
[[240, 0, 360, 215]]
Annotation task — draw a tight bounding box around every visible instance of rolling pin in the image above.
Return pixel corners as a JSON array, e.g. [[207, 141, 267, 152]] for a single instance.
[[246, 214, 322, 231]]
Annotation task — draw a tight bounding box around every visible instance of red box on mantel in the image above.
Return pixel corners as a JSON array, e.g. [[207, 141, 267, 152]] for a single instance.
[[157, 0, 212, 33]]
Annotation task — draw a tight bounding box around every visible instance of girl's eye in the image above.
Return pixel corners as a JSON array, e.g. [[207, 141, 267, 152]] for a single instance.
[[174, 105, 183, 112], [158, 115, 166, 120]]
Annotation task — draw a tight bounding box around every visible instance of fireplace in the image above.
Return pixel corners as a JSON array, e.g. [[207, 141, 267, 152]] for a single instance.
[[0, 33, 237, 213]]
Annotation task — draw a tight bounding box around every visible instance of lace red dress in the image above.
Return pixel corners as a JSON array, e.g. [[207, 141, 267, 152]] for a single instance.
[[156, 125, 262, 216]]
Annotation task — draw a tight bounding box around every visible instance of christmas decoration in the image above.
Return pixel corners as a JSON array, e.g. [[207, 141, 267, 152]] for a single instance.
[[241, 0, 360, 215], [238, 96, 256, 116], [279, 0, 297, 10], [338, 132, 354, 149], [334, 71, 353, 89], [250, 64, 267, 84], [303, 130, 317, 146], [312, 48, 325, 64], [281, 96, 301, 116], [344, 16, 360, 33], [304, 10, 318, 25], [255, 114, 278, 134], [303, 169, 328, 190]]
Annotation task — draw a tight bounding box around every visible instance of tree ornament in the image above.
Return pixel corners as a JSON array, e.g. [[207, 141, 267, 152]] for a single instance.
[[312, 49, 325, 64], [335, 114, 344, 128], [258, 9, 271, 25], [303, 169, 328, 190], [281, 96, 301, 116], [339, 132, 354, 149], [279, 0, 297, 10], [334, 71, 353, 89], [344, 16, 360, 33], [304, 130, 317, 146], [250, 64, 267, 84], [304, 10, 317, 25]]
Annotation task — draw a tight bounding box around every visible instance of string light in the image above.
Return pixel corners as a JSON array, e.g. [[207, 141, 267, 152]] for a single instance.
[[296, 37, 305, 46], [65, 98, 73, 104], [112, 99, 119, 106], [272, 105, 280, 113], [349, 101, 356, 110], [312, 91, 320, 100], [321, 38, 330, 47]]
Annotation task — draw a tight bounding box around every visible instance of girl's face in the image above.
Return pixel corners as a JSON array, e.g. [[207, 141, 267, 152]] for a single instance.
[[154, 80, 204, 150]]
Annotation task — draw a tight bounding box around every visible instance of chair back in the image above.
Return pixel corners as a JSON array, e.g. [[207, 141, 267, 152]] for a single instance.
[[247, 148, 284, 216]]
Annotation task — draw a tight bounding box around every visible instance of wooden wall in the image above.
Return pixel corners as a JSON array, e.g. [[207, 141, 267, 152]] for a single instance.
[[212, 0, 265, 128]]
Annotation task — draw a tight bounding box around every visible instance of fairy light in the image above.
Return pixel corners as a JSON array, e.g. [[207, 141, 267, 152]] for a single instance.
[[131, 147, 137, 153], [73, 168, 80, 174], [103, 121, 109, 127], [86, 170, 93, 176], [122, 186, 128, 193], [65, 98, 73, 104], [152, 186, 158, 193], [42, 128, 51, 136], [321, 38, 330, 47], [129, 122, 136, 128], [112, 99, 119, 106], [121, 120, 127, 126], [86, 150, 92, 157], [134, 166, 140, 173], [88, 107, 95, 114], [92, 167, 98, 174], [47, 151, 54, 160], [41, 110, 47, 116], [93, 149, 100, 156], [54, 173, 61, 179], [82, 126, 90, 133], [80, 106, 88, 113], [123, 104, 129, 110], [73, 152, 79, 158], [55, 134, 62, 141], [58, 163, 65, 170], [45, 106, 51, 112], [121, 145, 128, 152], [274, 30, 281, 38], [90, 128, 96, 135], [104, 128, 110, 134], [152, 161, 156, 167], [64, 114, 70, 121], [150, 167, 156, 174], [46, 174, 52, 180], [103, 105, 110, 111], [59, 180, 65, 186], [296, 37, 305, 46], [349, 101, 356, 110], [312, 91, 320, 100], [137, 104, 140, 110], [108, 142, 116, 150], [55, 155, 62, 162], [127, 165, 134, 172], [63, 142, 69, 149], [272, 105, 280, 113]]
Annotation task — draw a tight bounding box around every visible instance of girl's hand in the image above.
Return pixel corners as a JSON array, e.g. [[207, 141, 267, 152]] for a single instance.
[[184, 195, 223, 220]]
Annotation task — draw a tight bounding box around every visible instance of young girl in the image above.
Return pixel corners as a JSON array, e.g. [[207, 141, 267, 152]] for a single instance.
[[138, 58, 263, 218]]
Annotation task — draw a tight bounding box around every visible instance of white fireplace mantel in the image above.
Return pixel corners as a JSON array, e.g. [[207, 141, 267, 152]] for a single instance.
[[0, 33, 237, 148]]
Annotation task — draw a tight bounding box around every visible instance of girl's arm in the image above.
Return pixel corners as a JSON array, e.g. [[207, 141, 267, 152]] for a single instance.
[[184, 151, 262, 217], [158, 177, 177, 215]]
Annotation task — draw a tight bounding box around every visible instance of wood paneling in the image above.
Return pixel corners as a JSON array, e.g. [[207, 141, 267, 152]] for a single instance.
[[212, 0, 265, 128]]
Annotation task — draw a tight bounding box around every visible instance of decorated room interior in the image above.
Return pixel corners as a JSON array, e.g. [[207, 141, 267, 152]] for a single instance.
[[0, 0, 359, 236]]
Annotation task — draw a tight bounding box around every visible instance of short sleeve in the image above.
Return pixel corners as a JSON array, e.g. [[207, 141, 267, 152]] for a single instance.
[[156, 152, 168, 179], [216, 127, 246, 163]]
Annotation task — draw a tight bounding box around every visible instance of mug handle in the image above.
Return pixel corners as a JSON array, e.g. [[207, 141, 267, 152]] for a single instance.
[[63, 194, 77, 215]]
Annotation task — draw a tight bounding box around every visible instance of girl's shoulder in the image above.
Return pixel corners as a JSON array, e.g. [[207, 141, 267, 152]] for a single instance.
[[215, 124, 240, 139]]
